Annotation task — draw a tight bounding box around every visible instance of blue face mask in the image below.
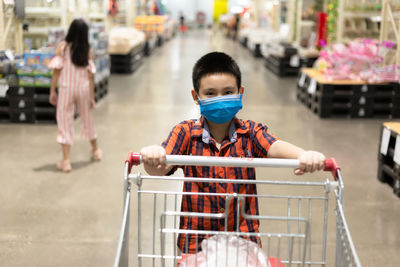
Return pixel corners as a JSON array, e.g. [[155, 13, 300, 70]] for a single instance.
[[198, 94, 243, 124]]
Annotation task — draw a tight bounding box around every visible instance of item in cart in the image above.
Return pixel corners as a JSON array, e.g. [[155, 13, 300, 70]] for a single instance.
[[177, 235, 269, 267]]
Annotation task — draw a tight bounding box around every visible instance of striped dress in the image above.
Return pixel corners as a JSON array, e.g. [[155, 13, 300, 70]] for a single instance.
[[48, 43, 97, 145]]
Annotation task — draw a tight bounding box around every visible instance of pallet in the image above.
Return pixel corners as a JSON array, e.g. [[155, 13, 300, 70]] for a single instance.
[[9, 107, 56, 123], [252, 44, 262, 58], [296, 68, 400, 118], [1, 78, 107, 124], [378, 123, 400, 197], [265, 55, 300, 77], [110, 45, 144, 74]]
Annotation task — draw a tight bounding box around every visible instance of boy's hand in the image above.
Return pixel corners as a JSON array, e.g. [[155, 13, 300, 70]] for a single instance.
[[295, 151, 325, 175], [140, 145, 171, 175]]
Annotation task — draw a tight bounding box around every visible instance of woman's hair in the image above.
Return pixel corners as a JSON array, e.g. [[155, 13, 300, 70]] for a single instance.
[[65, 19, 90, 67]]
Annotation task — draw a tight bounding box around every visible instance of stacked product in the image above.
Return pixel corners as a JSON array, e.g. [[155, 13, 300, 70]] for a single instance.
[[264, 42, 300, 77], [134, 16, 168, 55], [378, 122, 400, 197], [297, 39, 400, 118], [90, 24, 110, 100], [12, 50, 57, 123], [108, 27, 146, 74], [0, 51, 20, 122]]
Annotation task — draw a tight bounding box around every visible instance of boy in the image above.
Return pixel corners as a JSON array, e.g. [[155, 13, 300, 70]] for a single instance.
[[140, 52, 325, 253]]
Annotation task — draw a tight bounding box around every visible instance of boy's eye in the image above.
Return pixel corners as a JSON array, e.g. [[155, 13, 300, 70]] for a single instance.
[[205, 92, 215, 96]]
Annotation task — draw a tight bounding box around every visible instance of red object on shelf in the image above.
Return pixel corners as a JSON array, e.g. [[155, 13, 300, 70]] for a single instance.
[[317, 12, 328, 47]]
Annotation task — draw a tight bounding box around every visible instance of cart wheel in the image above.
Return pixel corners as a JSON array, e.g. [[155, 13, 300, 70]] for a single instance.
[[393, 179, 400, 198]]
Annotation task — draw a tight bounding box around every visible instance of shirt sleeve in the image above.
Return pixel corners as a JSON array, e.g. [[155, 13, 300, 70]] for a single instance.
[[252, 122, 279, 157], [87, 59, 96, 74], [48, 56, 64, 70], [161, 121, 191, 175]]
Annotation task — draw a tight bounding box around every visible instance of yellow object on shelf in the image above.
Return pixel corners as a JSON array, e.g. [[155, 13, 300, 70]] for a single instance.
[[383, 122, 400, 135], [134, 15, 168, 34]]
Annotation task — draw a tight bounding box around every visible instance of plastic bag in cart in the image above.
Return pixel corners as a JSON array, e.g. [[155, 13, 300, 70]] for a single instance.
[[178, 235, 271, 267]]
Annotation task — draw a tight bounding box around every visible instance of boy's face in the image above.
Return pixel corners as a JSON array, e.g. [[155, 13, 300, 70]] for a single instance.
[[191, 73, 244, 102]]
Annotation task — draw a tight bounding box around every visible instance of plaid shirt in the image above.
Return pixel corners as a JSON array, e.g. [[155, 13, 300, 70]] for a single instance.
[[161, 117, 278, 253]]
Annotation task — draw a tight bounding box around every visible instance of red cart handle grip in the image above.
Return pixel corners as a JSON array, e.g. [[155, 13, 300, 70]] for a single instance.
[[125, 152, 141, 173], [324, 158, 340, 181]]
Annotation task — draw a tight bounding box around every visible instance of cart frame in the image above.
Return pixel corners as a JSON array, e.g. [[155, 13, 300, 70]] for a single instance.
[[114, 153, 361, 267]]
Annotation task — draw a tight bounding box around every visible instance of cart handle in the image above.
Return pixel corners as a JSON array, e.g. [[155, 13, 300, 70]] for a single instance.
[[125, 152, 341, 180]]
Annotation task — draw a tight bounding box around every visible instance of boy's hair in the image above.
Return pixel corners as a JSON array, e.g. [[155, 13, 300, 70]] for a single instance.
[[192, 52, 241, 93]]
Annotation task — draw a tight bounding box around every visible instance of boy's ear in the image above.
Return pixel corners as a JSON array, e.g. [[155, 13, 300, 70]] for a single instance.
[[191, 89, 199, 104], [239, 86, 244, 94]]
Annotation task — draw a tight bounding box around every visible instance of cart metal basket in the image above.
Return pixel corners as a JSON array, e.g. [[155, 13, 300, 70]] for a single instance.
[[114, 153, 361, 267]]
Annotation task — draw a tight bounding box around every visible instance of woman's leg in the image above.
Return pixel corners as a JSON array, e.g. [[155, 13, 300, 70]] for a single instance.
[[56, 87, 75, 172], [62, 144, 71, 160], [77, 86, 101, 160], [90, 138, 102, 161]]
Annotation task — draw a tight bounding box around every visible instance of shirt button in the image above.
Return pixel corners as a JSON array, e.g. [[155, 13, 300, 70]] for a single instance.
[[220, 208, 225, 213]]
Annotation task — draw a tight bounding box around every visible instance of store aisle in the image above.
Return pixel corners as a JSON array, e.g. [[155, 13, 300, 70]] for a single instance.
[[0, 29, 399, 266]]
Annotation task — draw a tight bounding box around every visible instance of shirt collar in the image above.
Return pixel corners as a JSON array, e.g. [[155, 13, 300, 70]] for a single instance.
[[198, 116, 246, 144]]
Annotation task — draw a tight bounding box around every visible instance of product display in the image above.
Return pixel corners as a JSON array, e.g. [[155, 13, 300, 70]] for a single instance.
[[314, 39, 397, 82], [297, 68, 400, 118], [378, 122, 400, 197], [134, 15, 176, 49], [108, 27, 146, 74]]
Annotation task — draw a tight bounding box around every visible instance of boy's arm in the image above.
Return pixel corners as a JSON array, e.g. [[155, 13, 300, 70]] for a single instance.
[[140, 145, 173, 176], [267, 140, 325, 175]]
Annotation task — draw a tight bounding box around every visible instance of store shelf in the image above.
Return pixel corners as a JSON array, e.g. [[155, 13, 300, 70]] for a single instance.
[[89, 13, 107, 20], [342, 11, 382, 18], [25, 7, 62, 17], [24, 27, 49, 36]]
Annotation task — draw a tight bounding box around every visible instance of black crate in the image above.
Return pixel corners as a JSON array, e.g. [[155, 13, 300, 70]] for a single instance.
[[300, 57, 318, 68], [265, 56, 299, 77], [111, 51, 143, 74], [7, 86, 35, 97], [240, 37, 248, 48], [313, 102, 399, 118], [312, 83, 398, 97], [377, 159, 400, 197], [0, 106, 10, 122], [34, 107, 56, 123], [0, 97, 9, 107], [252, 44, 262, 58], [34, 94, 52, 108], [9, 97, 35, 110], [9, 109, 35, 123]]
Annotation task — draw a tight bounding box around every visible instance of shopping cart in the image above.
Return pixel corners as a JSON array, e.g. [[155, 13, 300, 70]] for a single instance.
[[114, 153, 361, 267]]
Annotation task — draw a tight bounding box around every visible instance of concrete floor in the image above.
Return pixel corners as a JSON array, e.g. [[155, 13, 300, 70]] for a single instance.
[[1, 29, 399, 266]]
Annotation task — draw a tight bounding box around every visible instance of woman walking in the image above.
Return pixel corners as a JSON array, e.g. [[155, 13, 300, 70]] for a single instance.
[[49, 19, 102, 172]]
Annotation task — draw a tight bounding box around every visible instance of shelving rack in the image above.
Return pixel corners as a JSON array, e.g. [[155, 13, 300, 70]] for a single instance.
[[0, 1, 23, 54], [380, 0, 400, 65], [334, 0, 400, 44]]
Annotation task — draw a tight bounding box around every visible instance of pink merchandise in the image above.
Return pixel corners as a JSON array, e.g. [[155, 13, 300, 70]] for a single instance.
[[315, 39, 397, 83]]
